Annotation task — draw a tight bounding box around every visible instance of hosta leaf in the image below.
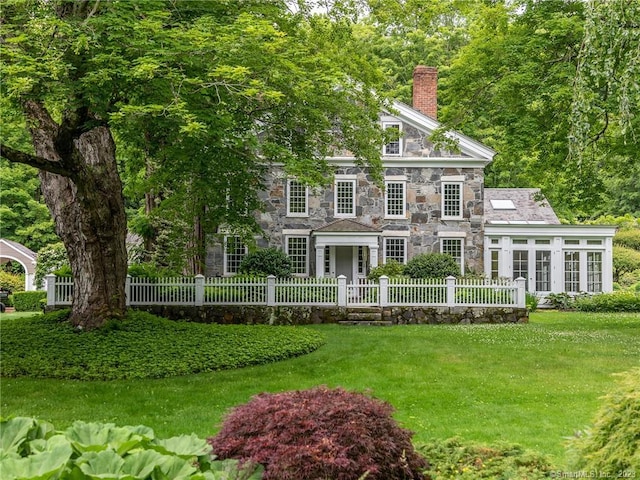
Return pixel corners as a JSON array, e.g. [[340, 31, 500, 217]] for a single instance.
[[152, 434, 211, 458], [0, 439, 72, 480], [0, 417, 36, 453], [78, 449, 130, 480], [121, 449, 167, 478], [151, 455, 197, 480]]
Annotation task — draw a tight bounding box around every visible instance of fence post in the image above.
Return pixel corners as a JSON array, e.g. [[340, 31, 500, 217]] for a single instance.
[[337, 275, 347, 307], [267, 275, 276, 306], [195, 274, 205, 306], [379, 275, 388, 307], [125, 275, 131, 307], [515, 277, 526, 308], [45, 274, 56, 307], [446, 276, 456, 306]]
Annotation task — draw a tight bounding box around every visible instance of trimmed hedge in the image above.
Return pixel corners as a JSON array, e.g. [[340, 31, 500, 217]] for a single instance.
[[1, 310, 325, 380], [12, 291, 47, 311]]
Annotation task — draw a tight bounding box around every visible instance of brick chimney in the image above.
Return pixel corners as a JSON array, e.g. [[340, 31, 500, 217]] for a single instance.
[[412, 66, 438, 119]]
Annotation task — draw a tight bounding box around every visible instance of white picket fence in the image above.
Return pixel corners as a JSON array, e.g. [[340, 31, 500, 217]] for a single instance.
[[45, 274, 526, 308]]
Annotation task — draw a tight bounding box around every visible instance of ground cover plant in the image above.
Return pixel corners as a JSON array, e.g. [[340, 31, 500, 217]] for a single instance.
[[0, 310, 325, 380], [209, 386, 428, 480], [0, 417, 262, 480], [2, 311, 639, 467]]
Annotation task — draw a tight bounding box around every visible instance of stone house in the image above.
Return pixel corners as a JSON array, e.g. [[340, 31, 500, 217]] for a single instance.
[[207, 66, 615, 296]]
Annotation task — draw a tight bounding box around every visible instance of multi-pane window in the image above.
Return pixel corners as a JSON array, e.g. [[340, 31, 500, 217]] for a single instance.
[[224, 236, 246, 275], [587, 251, 602, 293], [384, 238, 406, 264], [441, 238, 463, 273], [490, 250, 500, 279], [335, 179, 355, 217], [513, 250, 528, 289], [535, 250, 551, 292], [324, 247, 331, 276], [287, 179, 308, 216], [442, 182, 462, 219], [287, 237, 308, 275], [383, 123, 401, 155], [564, 251, 580, 292], [385, 181, 406, 217], [358, 246, 366, 275]]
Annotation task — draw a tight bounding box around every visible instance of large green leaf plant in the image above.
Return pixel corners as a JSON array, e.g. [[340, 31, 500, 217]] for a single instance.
[[0, 417, 262, 480]]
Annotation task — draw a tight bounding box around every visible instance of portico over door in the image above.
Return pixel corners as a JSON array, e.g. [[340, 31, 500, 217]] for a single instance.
[[312, 219, 381, 279]]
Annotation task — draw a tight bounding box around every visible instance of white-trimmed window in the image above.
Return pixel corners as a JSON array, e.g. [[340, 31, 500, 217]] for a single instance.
[[564, 251, 580, 292], [441, 238, 464, 273], [587, 251, 603, 293], [286, 236, 308, 275], [224, 236, 246, 275], [490, 250, 500, 279], [385, 180, 406, 218], [287, 179, 308, 217], [535, 250, 551, 292], [383, 122, 402, 156], [441, 180, 463, 220], [334, 178, 356, 217], [384, 238, 407, 264], [513, 250, 528, 284]]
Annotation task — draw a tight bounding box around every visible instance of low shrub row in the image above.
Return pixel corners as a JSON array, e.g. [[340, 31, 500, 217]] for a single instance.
[[574, 291, 640, 312], [0, 310, 326, 380], [0, 417, 262, 480], [12, 291, 47, 311]]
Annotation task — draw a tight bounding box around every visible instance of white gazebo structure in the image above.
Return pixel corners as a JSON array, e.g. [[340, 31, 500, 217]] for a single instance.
[[0, 238, 38, 291]]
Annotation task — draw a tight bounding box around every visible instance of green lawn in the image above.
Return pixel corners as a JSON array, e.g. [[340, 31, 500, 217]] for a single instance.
[[2, 311, 639, 467]]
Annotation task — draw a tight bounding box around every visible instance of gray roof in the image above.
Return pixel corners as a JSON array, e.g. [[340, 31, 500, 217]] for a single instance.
[[484, 188, 560, 225], [0, 238, 37, 260]]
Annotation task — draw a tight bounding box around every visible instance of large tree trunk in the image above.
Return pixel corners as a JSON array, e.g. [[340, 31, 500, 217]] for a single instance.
[[25, 103, 128, 329]]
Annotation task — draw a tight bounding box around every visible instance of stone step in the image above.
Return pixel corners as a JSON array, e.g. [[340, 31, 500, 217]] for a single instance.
[[338, 320, 393, 327], [347, 312, 383, 322]]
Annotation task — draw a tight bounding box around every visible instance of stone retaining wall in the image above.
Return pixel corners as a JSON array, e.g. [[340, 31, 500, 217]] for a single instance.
[[135, 305, 528, 325]]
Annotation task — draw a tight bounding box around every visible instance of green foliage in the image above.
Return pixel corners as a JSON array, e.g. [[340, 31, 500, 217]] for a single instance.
[[367, 260, 406, 281], [12, 291, 47, 312], [0, 270, 24, 293], [0, 160, 57, 253], [567, 368, 640, 475], [526, 293, 539, 313], [238, 248, 292, 278], [127, 262, 180, 278], [420, 438, 552, 479], [574, 292, 640, 313], [545, 292, 578, 310], [614, 229, 640, 251], [34, 243, 68, 289], [0, 417, 263, 480], [0, 310, 325, 380], [613, 246, 640, 282], [404, 253, 460, 279], [210, 386, 428, 480]]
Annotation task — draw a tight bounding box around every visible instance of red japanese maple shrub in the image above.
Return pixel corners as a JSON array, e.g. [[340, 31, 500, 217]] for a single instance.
[[208, 386, 429, 480]]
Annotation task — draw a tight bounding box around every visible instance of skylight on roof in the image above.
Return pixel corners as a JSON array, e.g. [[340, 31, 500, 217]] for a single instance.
[[490, 199, 516, 210]]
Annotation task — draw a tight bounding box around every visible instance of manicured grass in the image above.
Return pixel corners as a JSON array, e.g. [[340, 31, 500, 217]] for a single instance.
[[1, 311, 639, 467]]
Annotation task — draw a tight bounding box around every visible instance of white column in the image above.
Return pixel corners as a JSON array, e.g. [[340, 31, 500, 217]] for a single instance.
[[603, 237, 614, 292], [369, 245, 379, 268], [45, 274, 56, 306], [315, 245, 325, 278]]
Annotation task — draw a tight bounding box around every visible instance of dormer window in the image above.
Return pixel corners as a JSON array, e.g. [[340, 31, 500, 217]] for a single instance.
[[383, 122, 402, 156]]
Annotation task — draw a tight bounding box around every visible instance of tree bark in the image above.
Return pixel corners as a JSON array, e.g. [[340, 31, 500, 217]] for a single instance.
[[2, 102, 128, 329]]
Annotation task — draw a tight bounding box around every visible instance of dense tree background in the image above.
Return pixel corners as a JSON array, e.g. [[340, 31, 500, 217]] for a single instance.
[[1, 0, 638, 294]]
